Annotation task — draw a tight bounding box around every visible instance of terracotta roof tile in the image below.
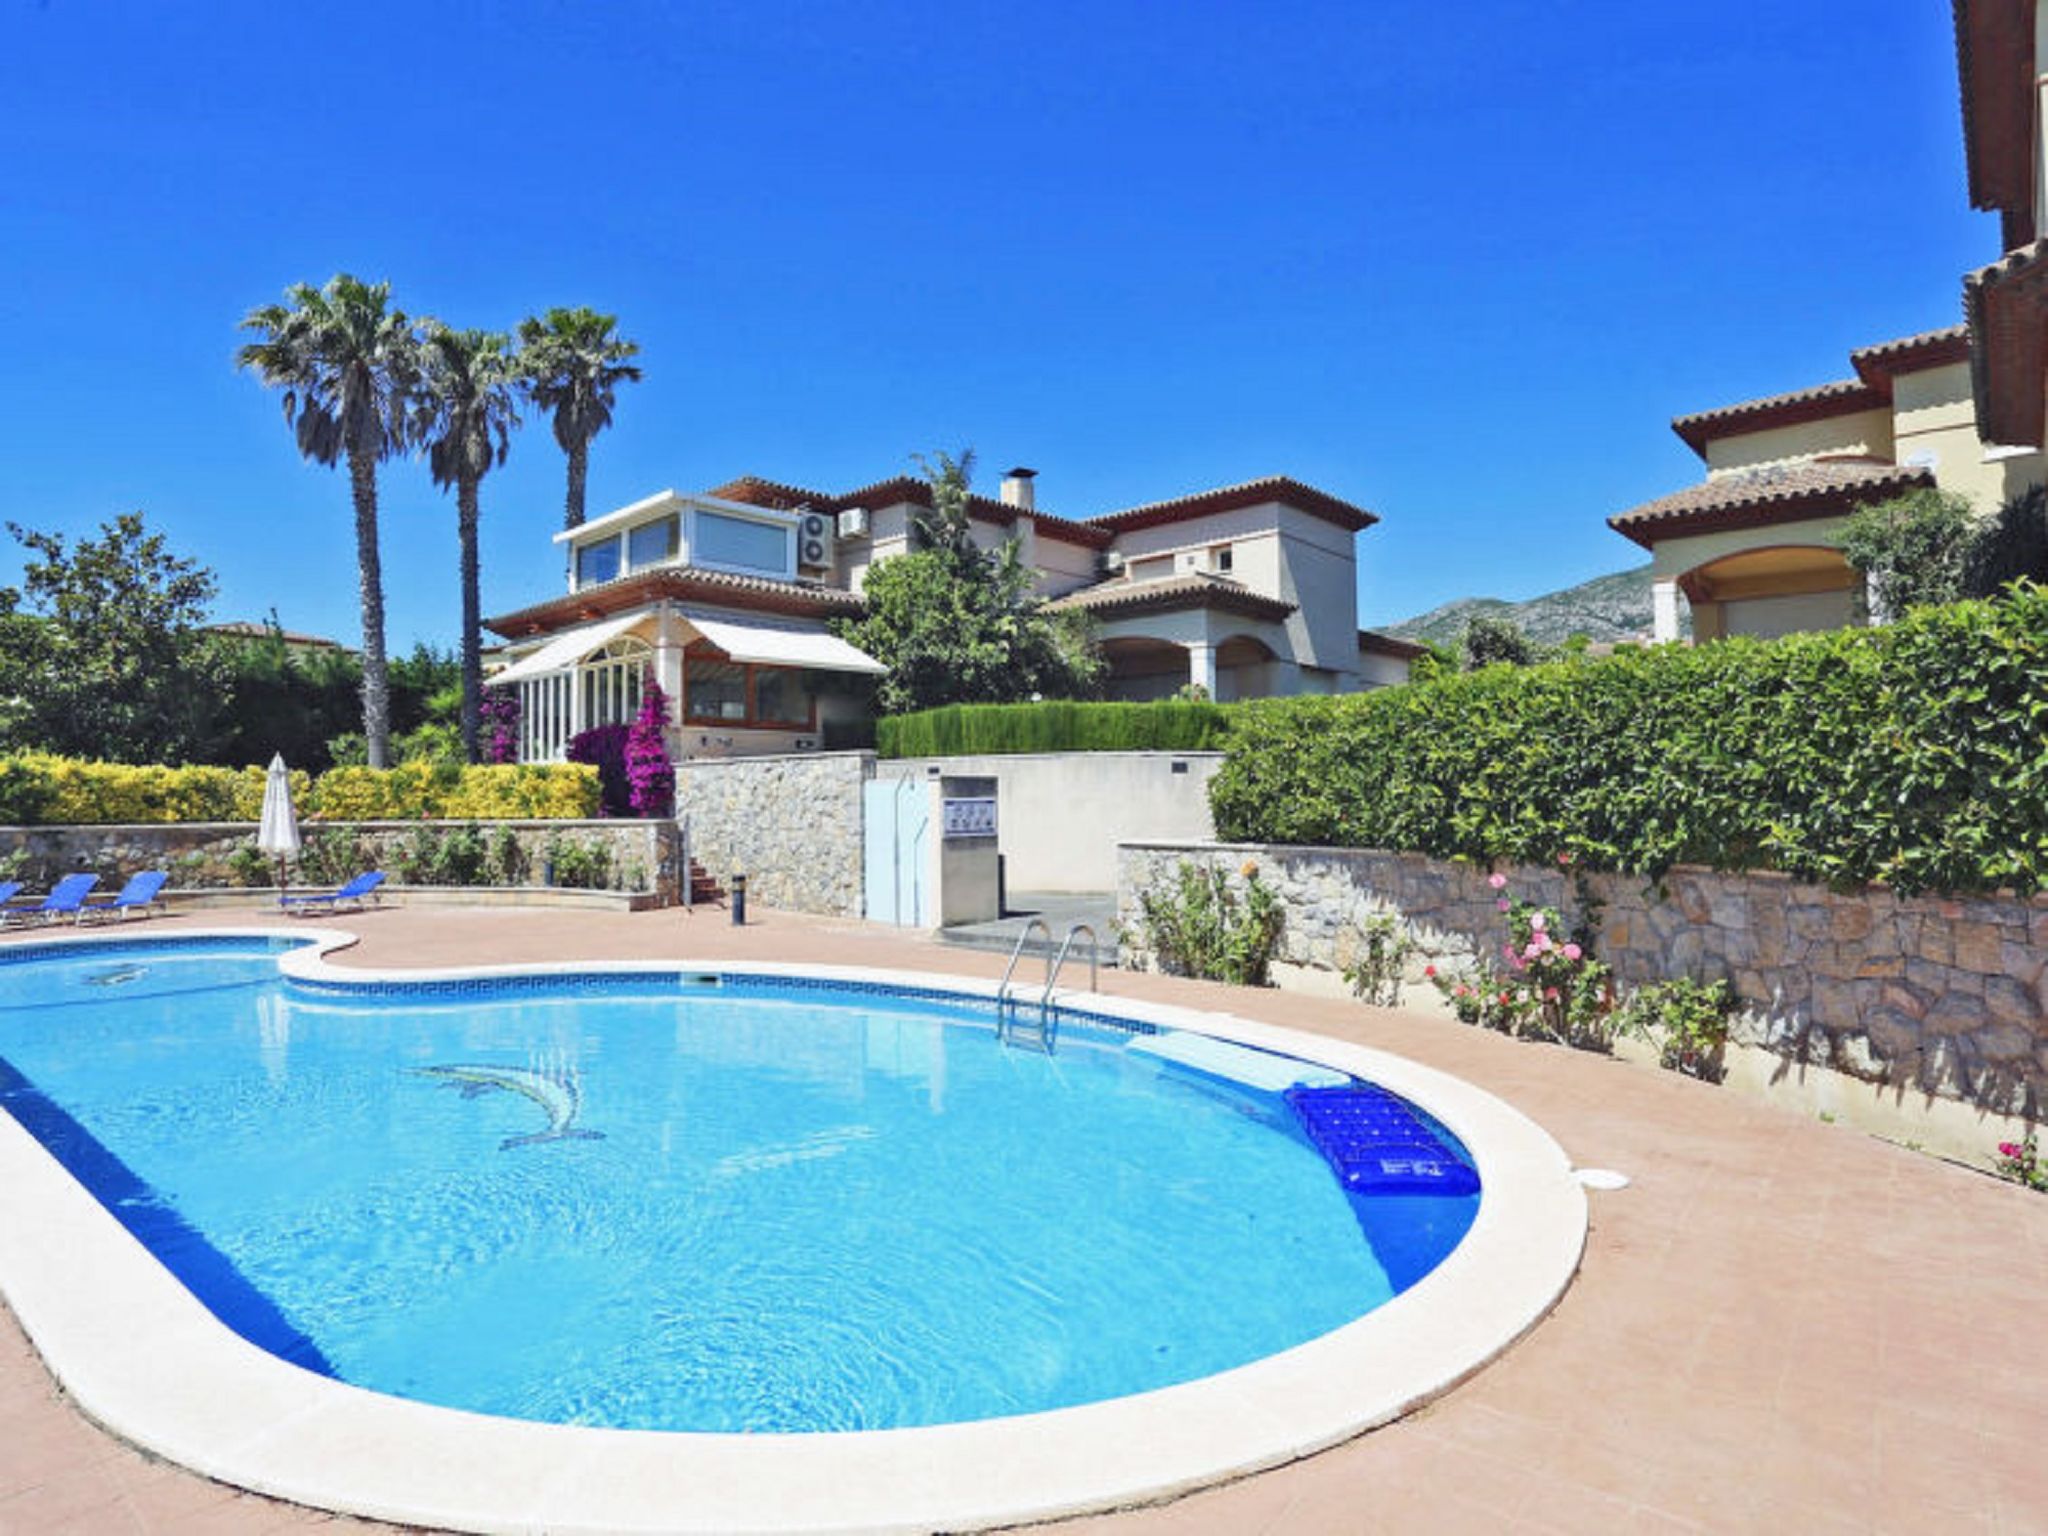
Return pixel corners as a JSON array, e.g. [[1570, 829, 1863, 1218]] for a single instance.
[[1609, 457, 1933, 549], [1357, 628, 1430, 661], [485, 567, 864, 638], [705, 476, 834, 512], [1848, 324, 1972, 384], [1044, 571, 1297, 623], [709, 473, 1113, 549], [1670, 380, 1888, 457], [1965, 239, 2048, 447], [825, 475, 1113, 549], [1955, 0, 2037, 248], [1086, 476, 1376, 536]]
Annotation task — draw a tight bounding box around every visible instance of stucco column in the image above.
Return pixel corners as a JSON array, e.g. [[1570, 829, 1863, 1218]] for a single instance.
[[1186, 640, 1218, 698], [653, 605, 687, 752], [1651, 578, 1681, 644]]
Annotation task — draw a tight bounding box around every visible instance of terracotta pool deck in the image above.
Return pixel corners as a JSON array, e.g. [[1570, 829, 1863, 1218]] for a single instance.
[[1, 901, 2043, 1535]]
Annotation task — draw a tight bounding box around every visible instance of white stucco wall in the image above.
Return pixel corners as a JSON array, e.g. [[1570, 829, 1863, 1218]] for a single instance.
[[1271, 509, 1362, 675], [1356, 649, 1414, 688], [1031, 530, 1104, 595], [1716, 588, 1858, 640], [874, 751, 1222, 892]]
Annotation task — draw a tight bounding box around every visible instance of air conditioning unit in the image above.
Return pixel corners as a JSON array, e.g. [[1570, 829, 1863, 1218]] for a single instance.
[[1103, 550, 1126, 574], [798, 510, 833, 571], [837, 506, 870, 539]]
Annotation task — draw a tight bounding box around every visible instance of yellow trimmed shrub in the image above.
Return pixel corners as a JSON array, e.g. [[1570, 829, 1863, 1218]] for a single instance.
[[0, 756, 600, 824], [439, 764, 601, 819]]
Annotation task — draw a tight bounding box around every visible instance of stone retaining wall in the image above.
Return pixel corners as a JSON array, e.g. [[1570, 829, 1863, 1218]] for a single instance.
[[1119, 841, 2046, 1124], [672, 752, 870, 917], [0, 820, 677, 899]]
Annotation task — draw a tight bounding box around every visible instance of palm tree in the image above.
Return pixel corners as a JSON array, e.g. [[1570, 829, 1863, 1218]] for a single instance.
[[517, 307, 642, 529], [237, 275, 420, 768], [417, 325, 521, 761]]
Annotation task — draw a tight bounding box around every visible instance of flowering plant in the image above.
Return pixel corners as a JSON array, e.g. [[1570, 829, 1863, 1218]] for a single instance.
[[479, 687, 521, 765], [1431, 872, 1615, 1047], [625, 673, 676, 819], [1996, 1132, 2045, 1191]]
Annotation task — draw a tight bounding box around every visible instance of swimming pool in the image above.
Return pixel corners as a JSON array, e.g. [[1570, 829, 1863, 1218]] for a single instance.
[[0, 930, 1586, 1533]]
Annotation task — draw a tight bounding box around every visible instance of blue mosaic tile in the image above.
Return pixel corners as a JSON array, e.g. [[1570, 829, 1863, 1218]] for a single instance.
[[284, 964, 1162, 1038], [0, 933, 308, 967], [286, 970, 683, 1002]]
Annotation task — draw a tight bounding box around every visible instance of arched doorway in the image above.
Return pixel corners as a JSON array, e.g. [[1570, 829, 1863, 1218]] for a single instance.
[[1100, 637, 1194, 701], [1679, 545, 1861, 641], [1214, 634, 1281, 701]]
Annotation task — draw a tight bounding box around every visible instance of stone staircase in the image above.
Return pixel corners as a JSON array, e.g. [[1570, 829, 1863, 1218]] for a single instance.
[[685, 858, 724, 906]]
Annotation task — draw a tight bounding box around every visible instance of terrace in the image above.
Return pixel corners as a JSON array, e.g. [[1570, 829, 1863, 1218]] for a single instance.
[[1, 900, 2041, 1533]]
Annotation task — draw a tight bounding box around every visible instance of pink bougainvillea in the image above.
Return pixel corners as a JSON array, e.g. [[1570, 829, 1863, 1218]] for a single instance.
[[625, 672, 676, 819]]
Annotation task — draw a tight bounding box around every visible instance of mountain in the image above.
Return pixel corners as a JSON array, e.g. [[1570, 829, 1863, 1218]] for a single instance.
[[1381, 565, 1660, 650]]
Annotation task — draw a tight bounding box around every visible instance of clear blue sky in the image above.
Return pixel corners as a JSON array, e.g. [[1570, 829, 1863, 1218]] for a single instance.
[[0, 0, 1996, 647]]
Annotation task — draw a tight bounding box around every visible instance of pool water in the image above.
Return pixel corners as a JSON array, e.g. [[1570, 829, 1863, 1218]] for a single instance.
[[0, 939, 1478, 1433]]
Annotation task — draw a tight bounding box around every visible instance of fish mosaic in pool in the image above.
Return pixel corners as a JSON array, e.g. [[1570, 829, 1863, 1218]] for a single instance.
[[0, 938, 1479, 1433]]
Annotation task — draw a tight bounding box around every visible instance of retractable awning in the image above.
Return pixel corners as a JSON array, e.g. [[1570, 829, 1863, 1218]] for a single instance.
[[677, 608, 888, 675], [486, 612, 645, 687]]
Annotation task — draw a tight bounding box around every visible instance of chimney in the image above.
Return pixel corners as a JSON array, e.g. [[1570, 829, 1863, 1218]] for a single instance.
[[1000, 466, 1037, 512]]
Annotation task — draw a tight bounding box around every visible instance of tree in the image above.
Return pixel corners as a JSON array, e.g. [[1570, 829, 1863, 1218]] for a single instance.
[[1463, 614, 1539, 670], [909, 448, 980, 557], [516, 307, 642, 530], [833, 454, 1102, 713], [237, 275, 421, 767], [0, 512, 225, 762], [1838, 488, 1975, 618], [1966, 483, 2048, 596], [417, 324, 521, 760], [203, 616, 365, 770]]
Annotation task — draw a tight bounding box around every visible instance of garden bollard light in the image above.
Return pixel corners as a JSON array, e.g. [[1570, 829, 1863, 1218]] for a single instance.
[[731, 872, 747, 926]]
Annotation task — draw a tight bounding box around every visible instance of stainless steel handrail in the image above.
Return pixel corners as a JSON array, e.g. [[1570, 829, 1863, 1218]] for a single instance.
[[996, 918, 1052, 1043], [1040, 923, 1099, 1011]]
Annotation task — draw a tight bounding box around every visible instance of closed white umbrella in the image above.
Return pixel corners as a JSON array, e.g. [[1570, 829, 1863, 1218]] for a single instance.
[[256, 753, 301, 891]]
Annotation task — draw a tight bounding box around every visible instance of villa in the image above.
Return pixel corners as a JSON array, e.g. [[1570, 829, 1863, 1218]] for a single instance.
[[1611, 326, 2045, 643], [484, 468, 1406, 760], [1608, 0, 2048, 646]]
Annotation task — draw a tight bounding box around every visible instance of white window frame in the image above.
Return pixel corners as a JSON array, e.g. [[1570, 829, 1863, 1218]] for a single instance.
[[514, 636, 654, 760], [684, 505, 798, 581]]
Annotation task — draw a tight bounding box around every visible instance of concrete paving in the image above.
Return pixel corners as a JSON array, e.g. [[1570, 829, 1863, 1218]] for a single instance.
[[1, 901, 2044, 1535], [936, 890, 1119, 967]]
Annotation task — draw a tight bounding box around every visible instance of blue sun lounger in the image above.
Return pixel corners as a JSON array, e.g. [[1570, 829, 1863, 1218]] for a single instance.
[[278, 871, 386, 917], [1, 873, 101, 928], [81, 870, 170, 923], [0, 881, 21, 911]]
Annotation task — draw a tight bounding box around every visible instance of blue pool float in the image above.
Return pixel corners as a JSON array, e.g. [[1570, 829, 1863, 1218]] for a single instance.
[[1285, 1084, 1481, 1197]]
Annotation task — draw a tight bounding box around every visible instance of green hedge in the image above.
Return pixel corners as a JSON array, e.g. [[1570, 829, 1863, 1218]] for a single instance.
[[1211, 588, 2048, 896], [877, 700, 1236, 758]]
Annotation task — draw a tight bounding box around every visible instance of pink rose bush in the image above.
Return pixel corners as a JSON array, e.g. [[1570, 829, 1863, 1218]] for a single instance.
[[1996, 1133, 2045, 1191], [1429, 871, 1616, 1048]]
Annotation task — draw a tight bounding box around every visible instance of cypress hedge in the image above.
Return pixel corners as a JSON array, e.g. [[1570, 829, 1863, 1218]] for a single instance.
[[877, 699, 1235, 758], [1211, 588, 2048, 897]]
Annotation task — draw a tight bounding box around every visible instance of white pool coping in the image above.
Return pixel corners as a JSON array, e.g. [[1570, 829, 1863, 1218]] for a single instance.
[[0, 928, 1588, 1535]]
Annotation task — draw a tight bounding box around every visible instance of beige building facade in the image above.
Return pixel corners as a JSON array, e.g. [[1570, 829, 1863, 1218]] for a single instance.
[[1610, 1, 2048, 644], [1612, 324, 2042, 643], [484, 468, 1395, 762]]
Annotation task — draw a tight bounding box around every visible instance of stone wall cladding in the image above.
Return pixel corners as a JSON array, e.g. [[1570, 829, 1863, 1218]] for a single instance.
[[672, 752, 871, 917], [1119, 841, 2048, 1117], [0, 820, 675, 899]]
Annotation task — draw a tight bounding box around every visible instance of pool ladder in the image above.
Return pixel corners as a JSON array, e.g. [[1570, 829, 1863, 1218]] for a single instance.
[[995, 921, 1100, 1053]]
